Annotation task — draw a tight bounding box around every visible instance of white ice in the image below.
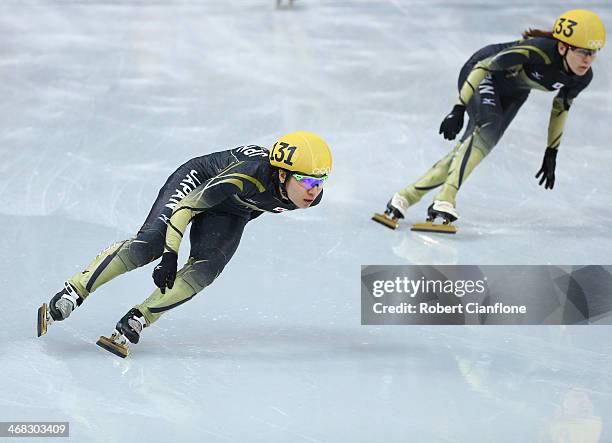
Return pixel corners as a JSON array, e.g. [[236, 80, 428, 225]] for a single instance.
[[1, 0, 611, 442]]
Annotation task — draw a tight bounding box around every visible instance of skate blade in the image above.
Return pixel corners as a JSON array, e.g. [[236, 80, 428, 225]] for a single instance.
[[372, 213, 399, 230], [37, 303, 48, 337], [96, 336, 129, 358], [411, 221, 457, 234]]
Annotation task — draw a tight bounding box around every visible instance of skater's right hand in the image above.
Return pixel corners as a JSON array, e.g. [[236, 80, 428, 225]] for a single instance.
[[152, 252, 178, 294], [439, 104, 466, 140], [535, 147, 558, 190]]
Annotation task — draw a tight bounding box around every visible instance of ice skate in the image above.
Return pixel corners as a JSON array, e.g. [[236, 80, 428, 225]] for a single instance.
[[96, 331, 130, 358], [372, 193, 409, 230], [411, 200, 458, 234], [96, 308, 147, 358], [37, 282, 82, 337]]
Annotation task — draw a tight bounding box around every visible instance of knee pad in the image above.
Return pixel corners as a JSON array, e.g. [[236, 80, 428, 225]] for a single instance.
[[118, 232, 165, 270], [180, 257, 227, 293], [475, 119, 503, 152]]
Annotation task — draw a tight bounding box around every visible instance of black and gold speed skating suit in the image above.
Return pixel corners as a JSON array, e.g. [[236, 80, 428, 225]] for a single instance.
[[399, 36, 593, 207], [65, 145, 322, 325]]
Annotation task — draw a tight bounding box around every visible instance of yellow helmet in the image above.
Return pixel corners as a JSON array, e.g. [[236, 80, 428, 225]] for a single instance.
[[269, 131, 332, 176], [552, 9, 606, 50]]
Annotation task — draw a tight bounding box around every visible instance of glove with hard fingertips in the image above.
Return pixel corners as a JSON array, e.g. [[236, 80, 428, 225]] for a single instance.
[[152, 251, 178, 294], [535, 147, 558, 190], [439, 104, 466, 140]]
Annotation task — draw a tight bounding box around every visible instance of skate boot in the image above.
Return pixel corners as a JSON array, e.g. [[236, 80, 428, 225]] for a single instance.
[[96, 308, 147, 358], [411, 200, 458, 234], [427, 200, 459, 223], [372, 193, 409, 230], [37, 282, 83, 337]]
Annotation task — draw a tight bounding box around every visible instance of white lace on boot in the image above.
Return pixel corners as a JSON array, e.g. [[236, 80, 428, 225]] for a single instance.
[[127, 314, 147, 335], [432, 200, 459, 220], [55, 283, 80, 320], [390, 193, 410, 217]]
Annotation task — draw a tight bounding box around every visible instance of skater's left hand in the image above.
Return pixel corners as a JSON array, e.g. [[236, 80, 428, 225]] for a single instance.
[[153, 252, 178, 294], [535, 147, 558, 190], [439, 104, 466, 140]]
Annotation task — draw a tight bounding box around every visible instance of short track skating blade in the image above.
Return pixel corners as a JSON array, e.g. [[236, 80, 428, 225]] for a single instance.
[[411, 221, 457, 234], [372, 213, 398, 230], [37, 303, 48, 337], [96, 336, 129, 358]]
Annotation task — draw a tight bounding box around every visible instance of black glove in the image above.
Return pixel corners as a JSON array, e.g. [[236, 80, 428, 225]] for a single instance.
[[152, 252, 178, 294], [439, 104, 466, 140], [535, 148, 558, 190]]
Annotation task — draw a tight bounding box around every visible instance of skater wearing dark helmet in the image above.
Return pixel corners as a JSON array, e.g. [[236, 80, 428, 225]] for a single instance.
[[373, 9, 606, 234], [38, 131, 332, 357]]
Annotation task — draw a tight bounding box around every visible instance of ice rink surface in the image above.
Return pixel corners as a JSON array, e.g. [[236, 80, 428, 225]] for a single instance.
[[1, 0, 612, 441]]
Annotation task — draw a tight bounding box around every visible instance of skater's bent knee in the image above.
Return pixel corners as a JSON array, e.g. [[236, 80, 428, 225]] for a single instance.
[[180, 258, 226, 292], [119, 234, 165, 269]]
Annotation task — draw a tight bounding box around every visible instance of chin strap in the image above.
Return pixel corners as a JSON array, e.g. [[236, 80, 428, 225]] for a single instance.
[[273, 169, 291, 202], [561, 46, 577, 76], [276, 171, 298, 209], [279, 181, 289, 200]]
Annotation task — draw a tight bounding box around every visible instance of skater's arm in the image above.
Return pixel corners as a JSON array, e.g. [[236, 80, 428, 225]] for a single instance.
[[457, 61, 490, 106], [547, 96, 569, 150], [164, 162, 266, 254], [547, 71, 592, 150], [164, 184, 227, 254]]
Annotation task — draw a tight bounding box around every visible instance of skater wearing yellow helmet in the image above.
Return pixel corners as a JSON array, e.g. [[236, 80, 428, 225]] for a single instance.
[[37, 131, 331, 357], [374, 9, 605, 233]]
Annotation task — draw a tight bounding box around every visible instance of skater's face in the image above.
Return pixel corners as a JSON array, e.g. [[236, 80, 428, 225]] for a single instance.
[[558, 42, 597, 76], [279, 170, 324, 208]]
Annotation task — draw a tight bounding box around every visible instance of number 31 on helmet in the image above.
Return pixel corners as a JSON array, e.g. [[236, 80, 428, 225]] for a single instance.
[[269, 131, 332, 177]]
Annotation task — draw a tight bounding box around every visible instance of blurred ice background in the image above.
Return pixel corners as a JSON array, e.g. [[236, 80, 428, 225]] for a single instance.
[[1, 1, 611, 442]]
